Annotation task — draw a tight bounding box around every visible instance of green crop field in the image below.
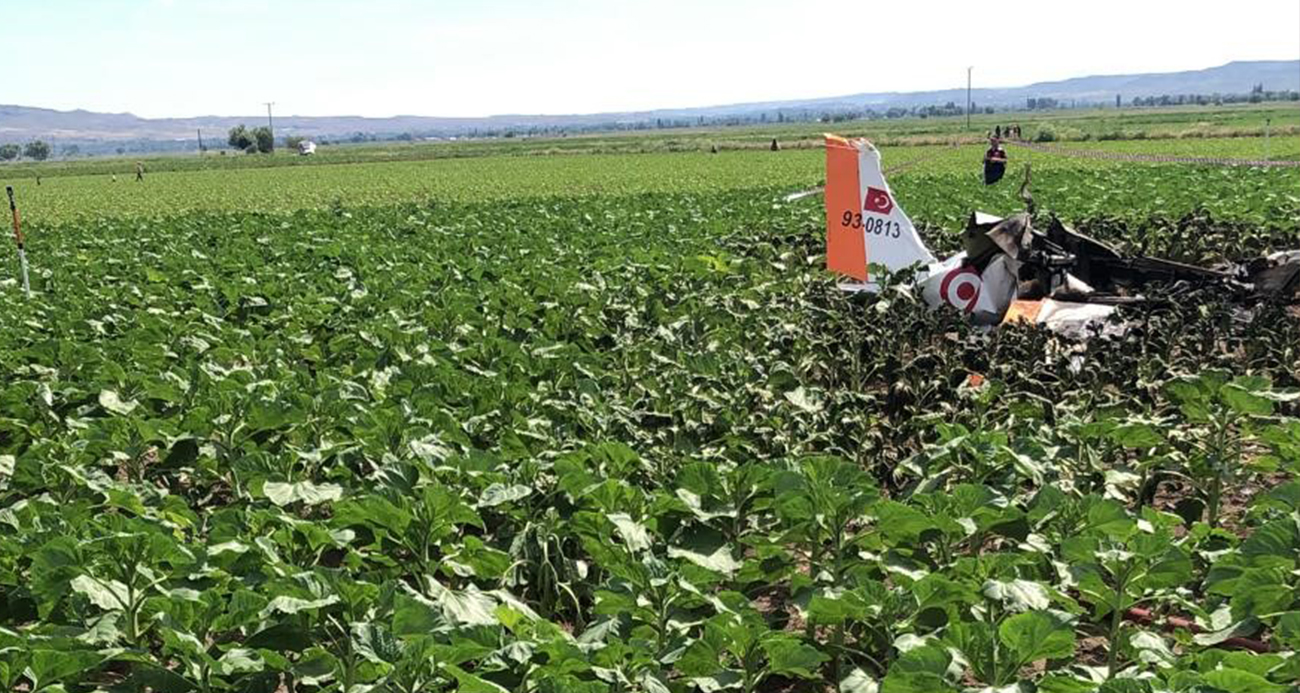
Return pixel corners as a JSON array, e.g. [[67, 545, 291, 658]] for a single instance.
[[1, 102, 1295, 183], [2, 116, 1300, 693], [5, 135, 1299, 228]]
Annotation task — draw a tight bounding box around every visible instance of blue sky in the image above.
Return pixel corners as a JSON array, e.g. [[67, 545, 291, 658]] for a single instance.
[[5, 0, 1299, 118]]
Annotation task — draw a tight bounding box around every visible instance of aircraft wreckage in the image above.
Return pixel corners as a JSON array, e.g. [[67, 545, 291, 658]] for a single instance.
[[817, 135, 1300, 335]]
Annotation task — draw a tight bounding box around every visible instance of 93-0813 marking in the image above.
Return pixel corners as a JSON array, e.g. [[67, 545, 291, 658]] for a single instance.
[[840, 210, 902, 238]]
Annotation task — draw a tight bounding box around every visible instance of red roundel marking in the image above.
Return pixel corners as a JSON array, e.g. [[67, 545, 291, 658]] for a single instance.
[[940, 267, 982, 312], [863, 187, 894, 215]]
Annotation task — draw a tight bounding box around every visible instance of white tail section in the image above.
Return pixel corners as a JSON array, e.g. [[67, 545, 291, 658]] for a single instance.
[[824, 135, 935, 284]]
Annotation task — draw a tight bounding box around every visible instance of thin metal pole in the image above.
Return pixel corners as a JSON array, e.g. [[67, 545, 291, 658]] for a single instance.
[[264, 102, 276, 153], [1265, 118, 1271, 161], [966, 67, 972, 130]]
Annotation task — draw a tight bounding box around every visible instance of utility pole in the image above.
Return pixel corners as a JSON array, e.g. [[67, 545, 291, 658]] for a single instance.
[[1265, 118, 1271, 160], [966, 66, 973, 130], [197, 128, 205, 153], [264, 102, 276, 153]]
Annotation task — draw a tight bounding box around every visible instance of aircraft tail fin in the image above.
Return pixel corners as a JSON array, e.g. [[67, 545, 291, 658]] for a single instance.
[[824, 135, 936, 283]]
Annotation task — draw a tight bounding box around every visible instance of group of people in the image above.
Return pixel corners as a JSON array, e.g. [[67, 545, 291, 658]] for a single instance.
[[994, 124, 1022, 140]]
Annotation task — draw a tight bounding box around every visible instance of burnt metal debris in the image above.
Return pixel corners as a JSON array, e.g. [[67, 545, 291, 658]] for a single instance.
[[962, 211, 1300, 309]]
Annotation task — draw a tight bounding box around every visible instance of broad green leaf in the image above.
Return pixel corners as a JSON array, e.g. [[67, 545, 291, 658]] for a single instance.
[[1229, 568, 1292, 623], [690, 671, 744, 692], [1128, 631, 1175, 667], [637, 672, 672, 693], [98, 389, 139, 415], [1109, 422, 1163, 448], [1216, 650, 1286, 677], [447, 664, 512, 693], [1201, 668, 1287, 693], [333, 496, 411, 533], [294, 647, 339, 686], [840, 667, 879, 693], [1276, 611, 1300, 649], [125, 662, 197, 693], [259, 595, 339, 618], [1000, 610, 1075, 663], [881, 644, 955, 693], [982, 579, 1050, 613], [26, 649, 111, 689], [1264, 481, 1300, 511], [1221, 384, 1274, 416], [1098, 680, 1153, 693], [409, 435, 453, 463], [1193, 617, 1261, 647], [478, 483, 533, 507], [70, 574, 130, 611], [784, 387, 823, 414], [1141, 547, 1192, 590], [393, 591, 441, 637], [79, 612, 124, 645], [262, 480, 343, 506], [1083, 498, 1135, 538], [1038, 674, 1102, 693], [761, 634, 828, 679], [606, 513, 652, 552], [912, 574, 974, 613], [425, 580, 498, 627], [808, 587, 871, 625], [245, 623, 313, 652], [873, 501, 935, 544], [1239, 519, 1299, 569], [216, 648, 265, 676], [676, 624, 725, 677], [667, 544, 742, 576]]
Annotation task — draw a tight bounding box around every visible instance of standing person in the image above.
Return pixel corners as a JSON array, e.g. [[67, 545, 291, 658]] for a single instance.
[[995, 125, 1002, 139], [983, 136, 1008, 185], [984, 137, 1007, 164], [135, 161, 145, 182]]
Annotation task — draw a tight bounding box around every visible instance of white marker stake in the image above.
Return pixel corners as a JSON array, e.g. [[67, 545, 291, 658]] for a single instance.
[[6, 186, 30, 297]]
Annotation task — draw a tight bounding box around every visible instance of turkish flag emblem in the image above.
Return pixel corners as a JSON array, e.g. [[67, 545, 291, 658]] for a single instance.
[[864, 187, 894, 216]]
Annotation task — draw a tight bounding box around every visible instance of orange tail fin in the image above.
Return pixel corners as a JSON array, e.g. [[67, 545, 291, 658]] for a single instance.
[[824, 135, 868, 281]]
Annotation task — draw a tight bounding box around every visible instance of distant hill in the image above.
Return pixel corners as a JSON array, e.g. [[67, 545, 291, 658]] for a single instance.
[[676, 60, 1300, 115], [0, 60, 1295, 154]]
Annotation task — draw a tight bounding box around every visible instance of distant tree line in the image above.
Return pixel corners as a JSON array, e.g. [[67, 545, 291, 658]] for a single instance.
[[227, 125, 275, 154], [1129, 86, 1299, 107], [0, 141, 51, 162]]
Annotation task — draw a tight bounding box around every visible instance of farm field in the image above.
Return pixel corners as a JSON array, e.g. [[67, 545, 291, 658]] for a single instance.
[[1, 102, 1296, 182], [1, 126, 1300, 693], [4, 135, 1300, 228]]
